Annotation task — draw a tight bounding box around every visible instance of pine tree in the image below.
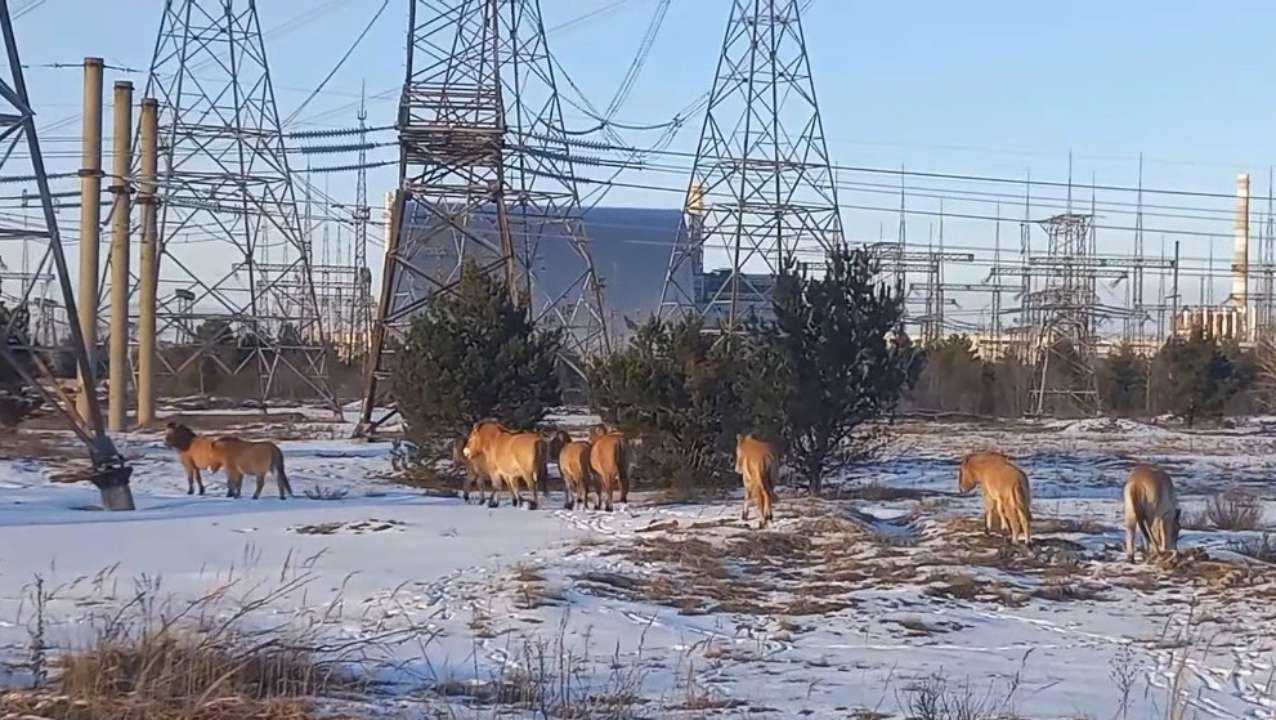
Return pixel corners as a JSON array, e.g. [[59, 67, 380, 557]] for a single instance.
[[0, 301, 42, 427], [760, 248, 918, 493], [1159, 329, 1241, 427], [393, 261, 562, 440], [588, 315, 751, 495], [912, 334, 987, 413], [1099, 343, 1147, 416]]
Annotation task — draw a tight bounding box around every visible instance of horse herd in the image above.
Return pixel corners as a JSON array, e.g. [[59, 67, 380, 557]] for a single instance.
[[959, 450, 1183, 563], [455, 421, 780, 527], [163, 420, 1180, 563]]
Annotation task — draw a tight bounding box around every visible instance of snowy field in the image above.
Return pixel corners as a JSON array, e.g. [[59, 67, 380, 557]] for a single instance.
[[2, 411, 1276, 718]]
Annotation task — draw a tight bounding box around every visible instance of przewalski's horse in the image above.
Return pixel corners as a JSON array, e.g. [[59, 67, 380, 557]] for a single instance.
[[957, 451, 1032, 545], [463, 421, 549, 509], [164, 422, 223, 496], [211, 437, 292, 500], [735, 433, 778, 529], [1123, 464, 1181, 563], [588, 425, 629, 512], [549, 430, 596, 510]]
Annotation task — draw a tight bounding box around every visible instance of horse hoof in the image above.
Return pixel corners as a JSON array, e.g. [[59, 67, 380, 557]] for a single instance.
[[528, 501, 539, 511]]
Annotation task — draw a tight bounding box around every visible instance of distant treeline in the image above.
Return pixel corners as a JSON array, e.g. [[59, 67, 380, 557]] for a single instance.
[[905, 331, 1264, 425]]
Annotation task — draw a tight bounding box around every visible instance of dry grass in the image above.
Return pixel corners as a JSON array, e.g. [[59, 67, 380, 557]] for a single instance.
[[897, 668, 1025, 720], [1, 564, 435, 720], [1199, 488, 1265, 530], [303, 485, 348, 501], [434, 615, 651, 719]]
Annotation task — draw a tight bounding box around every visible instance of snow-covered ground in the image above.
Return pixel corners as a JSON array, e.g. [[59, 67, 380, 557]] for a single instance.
[[2, 412, 1276, 718]]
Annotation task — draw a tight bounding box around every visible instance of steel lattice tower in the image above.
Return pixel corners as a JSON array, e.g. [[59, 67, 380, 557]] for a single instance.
[[351, 86, 372, 363], [0, 1, 131, 497], [658, 0, 844, 330], [358, 0, 609, 435], [136, 0, 338, 412], [1028, 213, 1101, 416]]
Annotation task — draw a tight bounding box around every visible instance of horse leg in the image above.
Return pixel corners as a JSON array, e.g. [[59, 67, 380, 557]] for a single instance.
[[508, 475, 523, 508], [525, 474, 539, 511], [486, 475, 498, 508]]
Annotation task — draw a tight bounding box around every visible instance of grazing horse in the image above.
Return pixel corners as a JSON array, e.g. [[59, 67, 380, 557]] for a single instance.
[[1123, 464, 1181, 562]]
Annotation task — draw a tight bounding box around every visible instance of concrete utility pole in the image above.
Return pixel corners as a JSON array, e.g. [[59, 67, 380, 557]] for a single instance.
[[76, 57, 103, 422], [107, 81, 132, 432], [136, 98, 158, 427]]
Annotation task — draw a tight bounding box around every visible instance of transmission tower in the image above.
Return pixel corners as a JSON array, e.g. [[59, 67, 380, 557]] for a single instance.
[[658, 0, 844, 330], [136, 0, 338, 412], [0, 1, 131, 503], [352, 83, 372, 364], [358, 0, 609, 435], [1028, 212, 1101, 416]]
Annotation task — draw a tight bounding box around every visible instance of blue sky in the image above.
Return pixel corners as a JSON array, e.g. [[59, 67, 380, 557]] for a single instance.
[[14, 0, 1276, 318]]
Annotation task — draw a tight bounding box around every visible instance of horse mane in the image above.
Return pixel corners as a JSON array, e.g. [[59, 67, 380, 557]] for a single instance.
[[164, 423, 197, 452]]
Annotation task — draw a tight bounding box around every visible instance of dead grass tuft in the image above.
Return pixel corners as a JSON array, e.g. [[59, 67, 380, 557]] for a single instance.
[[3, 588, 363, 720], [303, 485, 348, 501], [1032, 579, 1107, 602], [1201, 488, 1265, 530]]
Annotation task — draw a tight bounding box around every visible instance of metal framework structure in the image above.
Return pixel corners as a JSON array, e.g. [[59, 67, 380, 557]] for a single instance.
[[350, 86, 373, 363], [132, 0, 338, 411], [659, 0, 843, 330], [358, 0, 609, 435], [1025, 212, 1101, 415], [0, 0, 131, 495]]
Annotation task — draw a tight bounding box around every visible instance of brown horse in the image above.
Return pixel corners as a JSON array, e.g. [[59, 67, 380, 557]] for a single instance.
[[1124, 464, 1181, 562], [957, 451, 1032, 544], [735, 433, 777, 529]]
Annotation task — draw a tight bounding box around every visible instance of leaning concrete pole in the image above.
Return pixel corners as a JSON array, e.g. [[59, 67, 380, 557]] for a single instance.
[[136, 98, 158, 427], [107, 81, 132, 432], [76, 57, 103, 421]]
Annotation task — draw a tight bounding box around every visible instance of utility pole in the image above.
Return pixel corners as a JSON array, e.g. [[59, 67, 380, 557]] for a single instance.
[[76, 57, 103, 422], [0, 4, 133, 508], [107, 81, 132, 433], [136, 98, 159, 427]]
